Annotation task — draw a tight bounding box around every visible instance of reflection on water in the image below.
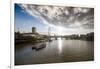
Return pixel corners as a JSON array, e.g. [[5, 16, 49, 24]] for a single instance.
[[15, 39, 94, 65], [58, 38, 62, 55]]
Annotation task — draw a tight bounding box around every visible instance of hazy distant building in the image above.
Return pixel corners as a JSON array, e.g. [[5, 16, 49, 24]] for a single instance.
[[32, 27, 36, 34]]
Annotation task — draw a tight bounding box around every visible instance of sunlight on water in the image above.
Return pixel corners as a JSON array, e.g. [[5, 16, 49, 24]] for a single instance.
[[15, 40, 94, 65], [58, 37, 62, 55]]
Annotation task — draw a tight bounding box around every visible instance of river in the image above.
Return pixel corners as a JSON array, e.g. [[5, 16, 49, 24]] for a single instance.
[[15, 38, 94, 65]]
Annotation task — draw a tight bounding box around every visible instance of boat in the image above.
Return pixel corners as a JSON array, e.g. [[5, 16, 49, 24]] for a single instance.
[[32, 42, 46, 50]]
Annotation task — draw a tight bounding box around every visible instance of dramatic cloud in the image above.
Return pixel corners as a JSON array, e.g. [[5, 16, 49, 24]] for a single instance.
[[18, 4, 94, 34]]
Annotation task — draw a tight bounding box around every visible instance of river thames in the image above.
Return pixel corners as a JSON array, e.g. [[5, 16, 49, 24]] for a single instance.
[[15, 38, 94, 65]]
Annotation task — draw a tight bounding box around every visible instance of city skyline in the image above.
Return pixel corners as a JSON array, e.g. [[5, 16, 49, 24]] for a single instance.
[[15, 4, 94, 35]]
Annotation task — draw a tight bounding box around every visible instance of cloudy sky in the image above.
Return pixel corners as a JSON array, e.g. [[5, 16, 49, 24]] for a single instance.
[[15, 4, 94, 35]]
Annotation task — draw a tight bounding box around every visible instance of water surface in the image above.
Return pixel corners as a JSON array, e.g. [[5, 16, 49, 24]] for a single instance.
[[15, 39, 94, 65]]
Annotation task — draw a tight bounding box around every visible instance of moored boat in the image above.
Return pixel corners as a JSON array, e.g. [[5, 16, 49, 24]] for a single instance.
[[32, 42, 46, 50]]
